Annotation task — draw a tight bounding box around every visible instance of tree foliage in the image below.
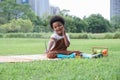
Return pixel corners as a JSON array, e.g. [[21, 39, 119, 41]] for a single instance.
[[110, 15, 120, 32], [62, 15, 88, 33], [0, 0, 115, 33], [84, 14, 111, 33], [0, 0, 37, 23], [0, 19, 33, 33]]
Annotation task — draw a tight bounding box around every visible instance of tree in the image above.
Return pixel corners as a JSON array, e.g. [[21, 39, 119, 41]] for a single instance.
[[0, 17, 8, 25], [59, 9, 70, 16], [0, 19, 33, 33], [0, 0, 37, 24], [110, 15, 120, 32], [15, 19, 33, 32], [73, 16, 88, 33], [33, 14, 51, 33], [84, 14, 111, 33]]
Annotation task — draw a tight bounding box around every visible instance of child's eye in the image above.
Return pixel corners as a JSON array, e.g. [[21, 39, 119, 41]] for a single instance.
[[58, 24, 62, 27], [53, 26, 57, 29]]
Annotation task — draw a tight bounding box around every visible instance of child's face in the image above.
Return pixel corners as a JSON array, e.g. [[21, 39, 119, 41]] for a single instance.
[[52, 21, 64, 35]]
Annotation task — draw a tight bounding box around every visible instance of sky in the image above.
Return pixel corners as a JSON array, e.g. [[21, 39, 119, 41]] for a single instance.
[[49, 0, 110, 20]]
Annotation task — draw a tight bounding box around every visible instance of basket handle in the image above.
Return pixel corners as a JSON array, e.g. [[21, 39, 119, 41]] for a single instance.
[[92, 46, 108, 53]]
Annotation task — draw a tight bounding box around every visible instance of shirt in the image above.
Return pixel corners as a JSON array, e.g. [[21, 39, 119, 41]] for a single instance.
[[48, 32, 70, 50]]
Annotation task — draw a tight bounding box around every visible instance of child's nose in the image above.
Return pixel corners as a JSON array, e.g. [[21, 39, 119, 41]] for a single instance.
[[57, 27, 60, 29]]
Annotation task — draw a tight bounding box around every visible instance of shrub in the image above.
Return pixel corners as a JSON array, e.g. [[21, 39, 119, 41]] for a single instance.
[[0, 24, 9, 33], [0, 19, 33, 33], [113, 32, 120, 39], [104, 33, 113, 39], [5, 33, 26, 38], [0, 33, 3, 38], [69, 33, 80, 39], [15, 19, 33, 32], [0, 33, 120, 39], [26, 33, 42, 38], [88, 33, 105, 39], [78, 34, 88, 39]]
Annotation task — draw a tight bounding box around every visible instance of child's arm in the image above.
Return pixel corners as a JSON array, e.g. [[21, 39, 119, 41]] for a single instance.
[[46, 38, 55, 53], [62, 27, 70, 47]]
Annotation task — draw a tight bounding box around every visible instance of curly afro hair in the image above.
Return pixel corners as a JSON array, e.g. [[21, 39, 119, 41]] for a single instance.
[[50, 15, 65, 29]]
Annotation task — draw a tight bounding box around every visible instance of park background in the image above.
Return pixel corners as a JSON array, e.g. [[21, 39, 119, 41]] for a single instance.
[[0, 0, 120, 80]]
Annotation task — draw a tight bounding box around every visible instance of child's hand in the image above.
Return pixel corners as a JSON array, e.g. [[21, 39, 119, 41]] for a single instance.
[[61, 26, 65, 35]]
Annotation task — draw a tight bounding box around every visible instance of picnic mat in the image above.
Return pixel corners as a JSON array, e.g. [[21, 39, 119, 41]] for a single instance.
[[0, 54, 59, 63]]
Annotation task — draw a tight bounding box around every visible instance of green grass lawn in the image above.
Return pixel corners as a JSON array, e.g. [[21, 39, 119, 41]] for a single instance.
[[0, 38, 47, 55], [0, 38, 120, 80]]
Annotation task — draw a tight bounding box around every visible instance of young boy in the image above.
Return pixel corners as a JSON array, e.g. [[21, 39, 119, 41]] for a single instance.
[[46, 15, 103, 59]]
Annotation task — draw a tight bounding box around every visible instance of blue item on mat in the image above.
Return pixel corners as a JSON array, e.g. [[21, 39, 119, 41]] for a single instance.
[[81, 53, 92, 59], [57, 53, 76, 58]]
